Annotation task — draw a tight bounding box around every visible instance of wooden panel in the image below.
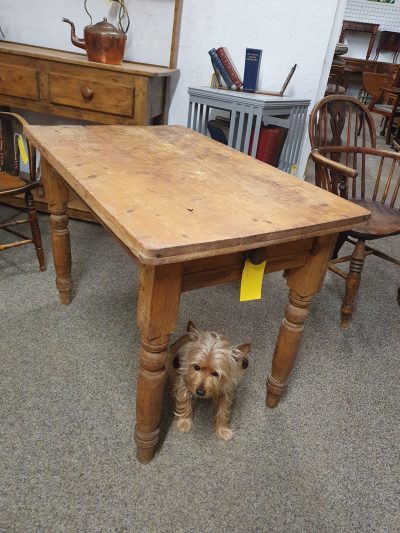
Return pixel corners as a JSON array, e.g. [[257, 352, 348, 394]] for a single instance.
[[149, 77, 165, 119], [182, 239, 314, 291], [0, 63, 39, 100], [23, 124, 370, 265], [344, 58, 399, 76], [49, 74, 134, 117]]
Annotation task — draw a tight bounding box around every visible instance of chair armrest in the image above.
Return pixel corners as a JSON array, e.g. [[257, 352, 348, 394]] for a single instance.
[[310, 150, 358, 178], [381, 86, 400, 95], [317, 145, 400, 160], [0, 111, 29, 130]]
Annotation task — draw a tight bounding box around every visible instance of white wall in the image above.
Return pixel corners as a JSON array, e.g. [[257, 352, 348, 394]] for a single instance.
[[0, 0, 344, 177], [0, 0, 175, 66]]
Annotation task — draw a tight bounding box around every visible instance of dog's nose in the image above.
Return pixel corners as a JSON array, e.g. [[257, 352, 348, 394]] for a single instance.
[[196, 387, 205, 397]]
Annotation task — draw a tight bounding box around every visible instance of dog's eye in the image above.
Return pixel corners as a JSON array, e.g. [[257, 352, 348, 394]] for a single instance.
[[211, 371, 219, 377], [194, 364, 201, 371]]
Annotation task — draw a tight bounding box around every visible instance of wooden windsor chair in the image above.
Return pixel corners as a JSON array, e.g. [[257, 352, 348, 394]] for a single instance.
[[0, 112, 45, 271], [309, 95, 400, 326], [368, 86, 400, 145], [358, 72, 393, 105]]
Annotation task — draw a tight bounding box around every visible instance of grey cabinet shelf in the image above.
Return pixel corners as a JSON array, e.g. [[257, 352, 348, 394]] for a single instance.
[[187, 86, 310, 174]]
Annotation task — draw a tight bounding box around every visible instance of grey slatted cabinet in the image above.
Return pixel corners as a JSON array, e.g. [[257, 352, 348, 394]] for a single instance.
[[188, 86, 310, 174]]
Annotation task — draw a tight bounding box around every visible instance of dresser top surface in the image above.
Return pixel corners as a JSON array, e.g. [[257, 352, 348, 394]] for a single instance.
[[0, 41, 178, 78]]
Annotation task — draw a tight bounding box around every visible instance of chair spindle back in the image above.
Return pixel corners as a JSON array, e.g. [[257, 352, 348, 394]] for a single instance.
[[0, 112, 36, 182], [309, 95, 376, 151]]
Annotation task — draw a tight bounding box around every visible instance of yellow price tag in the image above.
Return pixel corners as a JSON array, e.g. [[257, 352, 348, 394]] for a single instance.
[[240, 259, 266, 302], [17, 135, 29, 165]]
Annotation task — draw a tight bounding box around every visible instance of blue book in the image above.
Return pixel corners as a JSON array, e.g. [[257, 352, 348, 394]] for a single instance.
[[208, 48, 234, 88], [243, 48, 262, 92]]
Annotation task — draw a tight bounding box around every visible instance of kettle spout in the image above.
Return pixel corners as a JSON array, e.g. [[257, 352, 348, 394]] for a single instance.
[[62, 18, 86, 50]]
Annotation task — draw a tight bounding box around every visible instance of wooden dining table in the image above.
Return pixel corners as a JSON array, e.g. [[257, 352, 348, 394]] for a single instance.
[[23, 124, 370, 463]]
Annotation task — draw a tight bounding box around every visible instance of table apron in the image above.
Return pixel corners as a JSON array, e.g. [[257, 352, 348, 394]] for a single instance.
[[182, 237, 315, 292]]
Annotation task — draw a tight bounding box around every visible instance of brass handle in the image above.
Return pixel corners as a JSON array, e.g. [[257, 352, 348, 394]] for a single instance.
[[81, 87, 94, 101]]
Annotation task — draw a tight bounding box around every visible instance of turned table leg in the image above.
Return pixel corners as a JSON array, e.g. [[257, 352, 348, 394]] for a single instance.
[[41, 159, 72, 304], [134, 263, 183, 463], [266, 234, 337, 408]]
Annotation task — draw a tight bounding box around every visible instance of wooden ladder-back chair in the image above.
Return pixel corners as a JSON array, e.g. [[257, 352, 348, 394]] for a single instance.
[[368, 86, 400, 145], [309, 95, 400, 326], [0, 112, 45, 271], [359, 72, 393, 105]]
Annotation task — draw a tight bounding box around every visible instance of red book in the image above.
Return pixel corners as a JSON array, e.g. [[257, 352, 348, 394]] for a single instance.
[[216, 47, 243, 89], [248, 126, 287, 167]]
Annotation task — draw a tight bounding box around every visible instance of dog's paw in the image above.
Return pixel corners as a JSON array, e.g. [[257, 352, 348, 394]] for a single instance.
[[176, 417, 193, 433], [215, 426, 234, 441]]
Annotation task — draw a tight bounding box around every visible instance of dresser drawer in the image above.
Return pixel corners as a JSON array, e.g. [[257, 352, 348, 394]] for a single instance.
[[0, 63, 39, 99], [49, 74, 134, 117]]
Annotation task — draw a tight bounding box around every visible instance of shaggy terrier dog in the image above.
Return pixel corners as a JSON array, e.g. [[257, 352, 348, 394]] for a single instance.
[[168, 322, 251, 441]]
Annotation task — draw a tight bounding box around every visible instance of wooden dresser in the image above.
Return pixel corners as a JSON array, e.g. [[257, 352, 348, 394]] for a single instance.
[[0, 41, 178, 220], [343, 57, 400, 88]]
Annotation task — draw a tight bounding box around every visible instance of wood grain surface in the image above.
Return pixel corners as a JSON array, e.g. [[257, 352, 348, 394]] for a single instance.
[[23, 124, 371, 264], [0, 41, 177, 77]]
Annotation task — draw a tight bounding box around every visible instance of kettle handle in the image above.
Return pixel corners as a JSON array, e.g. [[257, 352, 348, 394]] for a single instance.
[[83, 0, 93, 25]]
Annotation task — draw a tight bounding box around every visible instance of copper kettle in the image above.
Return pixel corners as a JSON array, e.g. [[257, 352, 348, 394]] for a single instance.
[[62, 17, 126, 65]]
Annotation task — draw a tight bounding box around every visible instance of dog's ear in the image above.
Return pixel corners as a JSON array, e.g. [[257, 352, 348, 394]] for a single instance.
[[173, 355, 180, 369], [238, 343, 251, 356], [187, 320, 196, 332], [238, 343, 251, 369], [187, 321, 199, 340]]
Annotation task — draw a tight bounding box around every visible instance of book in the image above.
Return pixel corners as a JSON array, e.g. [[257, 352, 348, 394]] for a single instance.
[[207, 118, 230, 145], [243, 48, 262, 92], [210, 57, 223, 87], [208, 48, 234, 89], [248, 126, 287, 167], [216, 47, 243, 89]]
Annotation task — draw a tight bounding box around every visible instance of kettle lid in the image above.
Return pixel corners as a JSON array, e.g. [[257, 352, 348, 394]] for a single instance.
[[86, 18, 126, 37]]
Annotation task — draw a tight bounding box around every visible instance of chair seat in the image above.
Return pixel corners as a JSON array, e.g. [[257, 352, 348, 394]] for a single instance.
[[0, 172, 36, 195], [325, 84, 346, 96], [0, 172, 26, 191], [349, 198, 400, 239], [372, 104, 400, 116]]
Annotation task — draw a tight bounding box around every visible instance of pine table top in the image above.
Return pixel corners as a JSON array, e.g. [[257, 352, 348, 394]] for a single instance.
[[24, 124, 370, 265]]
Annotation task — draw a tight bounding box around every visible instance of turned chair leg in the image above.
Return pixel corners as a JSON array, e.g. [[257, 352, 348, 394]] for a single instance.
[[25, 190, 46, 272], [380, 117, 388, 137], [386, 114, 395, 145], [341, 239, 366, 327]]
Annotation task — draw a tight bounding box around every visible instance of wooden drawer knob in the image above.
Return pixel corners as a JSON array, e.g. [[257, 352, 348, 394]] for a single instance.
[[81, 87, 94, 101]]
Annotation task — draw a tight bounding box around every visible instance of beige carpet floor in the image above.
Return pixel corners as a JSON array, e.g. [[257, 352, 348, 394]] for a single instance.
[[1, 124, 399, 532]]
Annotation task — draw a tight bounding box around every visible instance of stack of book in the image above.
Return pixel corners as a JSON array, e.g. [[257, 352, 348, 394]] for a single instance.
[[207, 116, 230, 144], [208, 47, 264, 93], [208, 47, 243, 89], [248, 126, 287, 167], [207, 117, 287, 168]]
